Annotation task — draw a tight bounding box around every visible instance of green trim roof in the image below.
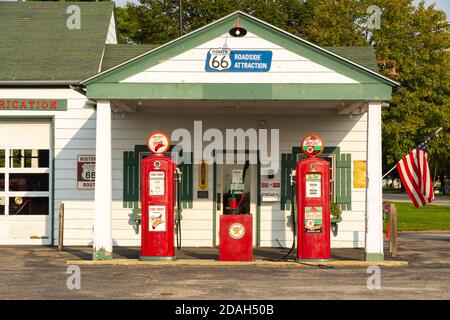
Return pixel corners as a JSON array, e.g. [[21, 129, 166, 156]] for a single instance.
[[324, 47, 379, 73], [101, 44, 159, 72], [0, 2, 114, 83]]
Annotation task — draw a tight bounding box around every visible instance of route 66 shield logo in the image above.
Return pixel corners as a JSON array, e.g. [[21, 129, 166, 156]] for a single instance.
[[208, 48, 231, 71], [81, 163, 95, 180]]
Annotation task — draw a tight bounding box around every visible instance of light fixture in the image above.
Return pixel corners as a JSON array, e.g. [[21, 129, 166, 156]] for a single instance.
[[229, 18, 247, 38], [377, 60, 399, 78]]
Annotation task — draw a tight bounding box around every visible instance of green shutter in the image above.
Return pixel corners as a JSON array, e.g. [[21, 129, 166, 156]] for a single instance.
[[123, 148, 193, 209], [123, 151, 139, 208], [179, 152, 193, 209], [336, 153, 352, 210], [280, 153, 295, 210]]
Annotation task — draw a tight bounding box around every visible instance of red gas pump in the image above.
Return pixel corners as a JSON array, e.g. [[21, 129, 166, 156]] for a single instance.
[[295, 135, 331, 261], [140, 132, 180, 261]]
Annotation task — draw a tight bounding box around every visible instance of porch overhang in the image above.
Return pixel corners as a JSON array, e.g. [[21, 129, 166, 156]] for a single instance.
[[85, 83, 393, 101]]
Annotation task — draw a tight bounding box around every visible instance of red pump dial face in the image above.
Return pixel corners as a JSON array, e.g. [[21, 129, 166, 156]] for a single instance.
[[147, 132, 170, 154], [301, 134, 324, 158]]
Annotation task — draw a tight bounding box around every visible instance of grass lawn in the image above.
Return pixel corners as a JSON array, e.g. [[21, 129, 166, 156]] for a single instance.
[[384, 202, 450, 232]]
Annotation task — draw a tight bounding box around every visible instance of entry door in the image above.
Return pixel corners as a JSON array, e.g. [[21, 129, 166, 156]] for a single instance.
[[214, 161, 257, 246], [0, 121, 52, 245]]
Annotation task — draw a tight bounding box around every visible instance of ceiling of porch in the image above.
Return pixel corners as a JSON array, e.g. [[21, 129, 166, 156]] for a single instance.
[[109, 99, 368, 115]]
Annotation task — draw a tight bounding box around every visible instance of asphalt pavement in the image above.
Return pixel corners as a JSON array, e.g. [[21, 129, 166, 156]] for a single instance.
[[0, 232, 449, 299]]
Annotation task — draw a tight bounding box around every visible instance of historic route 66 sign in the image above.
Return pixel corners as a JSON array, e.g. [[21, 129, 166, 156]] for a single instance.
[[77, 155, 96, 189], [207, 48, 231, 71]]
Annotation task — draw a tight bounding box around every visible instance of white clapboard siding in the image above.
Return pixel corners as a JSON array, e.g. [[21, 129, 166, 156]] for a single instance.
[[1, 89, 369, 249], [121, 32, 358, 84]]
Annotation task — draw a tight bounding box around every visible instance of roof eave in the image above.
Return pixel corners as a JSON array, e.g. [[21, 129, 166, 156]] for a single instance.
[[81, 10, 401, 89], [0, 80, 79, 86]]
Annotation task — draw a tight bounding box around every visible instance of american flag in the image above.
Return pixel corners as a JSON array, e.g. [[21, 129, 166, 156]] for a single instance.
[[395, 134, 436, 208]]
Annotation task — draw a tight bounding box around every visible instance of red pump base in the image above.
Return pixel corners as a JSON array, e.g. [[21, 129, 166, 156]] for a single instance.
[[219, 214, 253, 261]]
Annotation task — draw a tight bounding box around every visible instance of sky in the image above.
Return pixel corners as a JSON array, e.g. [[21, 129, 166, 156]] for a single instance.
[[114, 0, 450, 19]]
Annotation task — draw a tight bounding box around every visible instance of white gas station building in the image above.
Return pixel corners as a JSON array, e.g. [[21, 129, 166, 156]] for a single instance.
[[0, 2, 399, 261]]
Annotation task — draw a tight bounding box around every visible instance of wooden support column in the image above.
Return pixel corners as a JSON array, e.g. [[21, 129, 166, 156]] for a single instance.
[[364, 101, 384, 261], [93, 100, 113, 260]]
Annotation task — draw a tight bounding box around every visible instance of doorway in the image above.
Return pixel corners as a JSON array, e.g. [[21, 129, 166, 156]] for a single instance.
[[0, 121, 52, 245], [214, 151, 259, 246]]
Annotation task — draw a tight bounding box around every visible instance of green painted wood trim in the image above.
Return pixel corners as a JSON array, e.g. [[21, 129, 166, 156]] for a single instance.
[[0, 99, 67, 111], [122, 146, 193, 209], [139, 256, 175, 261], [280, 153, 294, 210], [51, 117, 55, 246], [86, 83, 392, 101], [83, 12, 396, 87], [292, 146, 340, 157], [284, 146, 343, 211], [336, 153, 352, 210], [330, 216, 342, 223], [365, 253, 384, 261], [129, 208, 142, 221]]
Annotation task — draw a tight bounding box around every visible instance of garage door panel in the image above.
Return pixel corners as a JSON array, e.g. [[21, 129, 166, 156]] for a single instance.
[[0, 121, 52, 245]]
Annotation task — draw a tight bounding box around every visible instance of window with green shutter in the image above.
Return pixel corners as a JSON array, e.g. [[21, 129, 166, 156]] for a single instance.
[[280, 146, 351, 211], [122, 145, 193, 209]]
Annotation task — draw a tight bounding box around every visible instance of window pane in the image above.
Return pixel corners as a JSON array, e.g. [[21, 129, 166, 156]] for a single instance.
[[10, 149, 22, 168], [0, 173, 4, 191], [0, 150, 4, 168], [0, 197, 4, 215], [24, 150, 32, 168], [38, 150, 50, 168], [9, 173, 49, 191], [9, 149, 49, 168], [9, 197, 49, 215]]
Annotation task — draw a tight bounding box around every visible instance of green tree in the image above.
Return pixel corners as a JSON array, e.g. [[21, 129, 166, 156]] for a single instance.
[[366, 0, 449, 191], [117, 0, 450, 192], [116, 0, 306, 44]]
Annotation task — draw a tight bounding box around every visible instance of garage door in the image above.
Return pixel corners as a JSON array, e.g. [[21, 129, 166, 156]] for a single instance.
[[0, 121, 52, 245]]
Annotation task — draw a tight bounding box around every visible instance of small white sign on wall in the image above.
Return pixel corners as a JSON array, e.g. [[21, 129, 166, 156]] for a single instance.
[[261, 181, 281, 202]]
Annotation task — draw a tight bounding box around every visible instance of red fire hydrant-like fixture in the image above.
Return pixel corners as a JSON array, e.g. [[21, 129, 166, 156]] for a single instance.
[[296, 135, 331, 261]]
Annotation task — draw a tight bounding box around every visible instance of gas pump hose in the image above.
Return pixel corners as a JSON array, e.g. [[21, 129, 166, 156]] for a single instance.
[[282, 180, 296, 260], [175, 171, 182, 250]]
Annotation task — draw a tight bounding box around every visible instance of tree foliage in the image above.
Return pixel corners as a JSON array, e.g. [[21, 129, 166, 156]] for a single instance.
[[116, 0, 449, 183], [27, 1, 450, 186]]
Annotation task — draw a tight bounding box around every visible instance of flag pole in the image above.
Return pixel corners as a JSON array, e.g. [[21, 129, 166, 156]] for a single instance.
[[382, 127, 443, 179]]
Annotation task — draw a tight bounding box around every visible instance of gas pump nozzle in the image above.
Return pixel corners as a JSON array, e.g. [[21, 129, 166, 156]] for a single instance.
[[290, 169, 296, 186]]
